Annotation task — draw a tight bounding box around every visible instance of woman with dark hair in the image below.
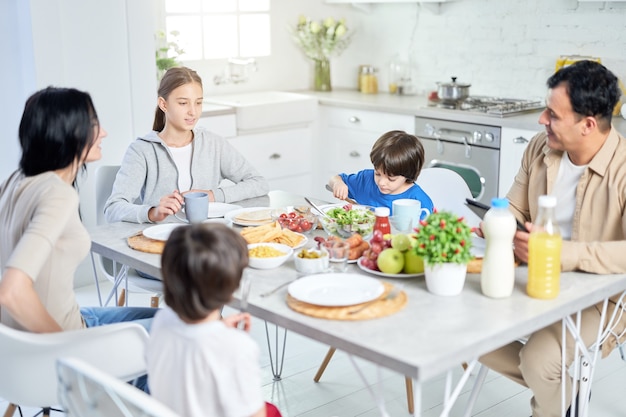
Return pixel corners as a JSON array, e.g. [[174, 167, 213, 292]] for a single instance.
[[104, 66, 269, 224], [0, 87, 157, 334]]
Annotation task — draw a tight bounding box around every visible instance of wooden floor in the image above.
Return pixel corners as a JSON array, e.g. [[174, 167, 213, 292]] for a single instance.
[[2, 281, 624, 417]]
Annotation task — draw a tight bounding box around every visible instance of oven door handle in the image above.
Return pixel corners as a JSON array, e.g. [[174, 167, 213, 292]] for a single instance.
[[435, 128, 473, 158]]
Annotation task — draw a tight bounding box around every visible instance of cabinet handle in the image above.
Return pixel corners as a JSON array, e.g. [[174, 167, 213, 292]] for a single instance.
[[269, 153, 281, 160], [513, 136, 529, 144], [349, 151, 360, 158], [348, 116, 360, 123]]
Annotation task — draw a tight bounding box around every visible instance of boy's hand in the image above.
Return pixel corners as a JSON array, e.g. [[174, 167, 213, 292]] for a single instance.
[[223, 312, 251, 332]]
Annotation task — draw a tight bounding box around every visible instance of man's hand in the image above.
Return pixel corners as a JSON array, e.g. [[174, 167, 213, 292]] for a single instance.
[[513, 221, 533, 263], [148, 190, 183, 222]]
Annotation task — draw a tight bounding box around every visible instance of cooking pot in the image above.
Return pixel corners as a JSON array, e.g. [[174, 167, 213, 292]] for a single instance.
[[437, 77, 471, 101]]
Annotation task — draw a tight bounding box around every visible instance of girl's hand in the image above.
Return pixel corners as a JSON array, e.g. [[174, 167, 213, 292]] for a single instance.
[[148, 190, 183, 222], [183, 189, 215, 202], [222, 313, 251, 332]]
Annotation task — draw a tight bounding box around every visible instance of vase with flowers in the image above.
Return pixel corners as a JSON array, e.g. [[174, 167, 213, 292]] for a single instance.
[[291, 15, 352, 91], [412, 210, 473, 296]]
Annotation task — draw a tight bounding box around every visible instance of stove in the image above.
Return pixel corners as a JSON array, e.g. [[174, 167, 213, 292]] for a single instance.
[[429, 96, 545, 117]]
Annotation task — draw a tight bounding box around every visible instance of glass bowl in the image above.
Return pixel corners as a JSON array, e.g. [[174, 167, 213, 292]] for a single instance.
[[271, 206, 318, 235], [318, 204, 376, 239]]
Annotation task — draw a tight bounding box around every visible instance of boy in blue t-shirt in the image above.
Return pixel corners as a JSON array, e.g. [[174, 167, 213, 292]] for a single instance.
[[328, 130, 433, 217]]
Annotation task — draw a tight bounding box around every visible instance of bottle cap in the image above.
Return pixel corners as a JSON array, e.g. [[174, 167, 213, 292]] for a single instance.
[[491, 198, 509, 208], [538, 195, 557, 208], [375, 207, 390, 217]]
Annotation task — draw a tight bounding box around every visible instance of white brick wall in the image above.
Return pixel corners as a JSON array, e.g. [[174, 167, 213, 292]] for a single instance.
[[326, 0, 626, 99]]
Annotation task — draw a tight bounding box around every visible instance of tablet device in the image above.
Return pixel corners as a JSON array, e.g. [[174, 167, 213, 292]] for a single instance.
[[465, 198, 527, 231]]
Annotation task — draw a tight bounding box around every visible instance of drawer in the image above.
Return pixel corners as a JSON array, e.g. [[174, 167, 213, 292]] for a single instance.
[[196, 115, 237, 138], [228, 128, 312, 180], [324, 106, 414, 133], [327, 127, 376, 174]]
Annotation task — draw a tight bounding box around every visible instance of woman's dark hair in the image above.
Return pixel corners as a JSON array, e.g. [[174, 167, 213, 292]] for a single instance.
[[19, 87, 98, 177], [153, 66, 203, 132], [370, 130, 426, 182], [547, 60, 621, 131], [161, 223, 249, 322]]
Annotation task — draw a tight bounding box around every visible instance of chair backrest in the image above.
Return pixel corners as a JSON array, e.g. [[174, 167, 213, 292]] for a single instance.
[[95, 165, 121, 226], [0, 322, 149, 408], [57, 357, 180, 417], [416, 167, 481, 228]]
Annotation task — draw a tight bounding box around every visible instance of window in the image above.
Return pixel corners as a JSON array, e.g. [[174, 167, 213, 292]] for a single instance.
[[163, 0, 271, 61]]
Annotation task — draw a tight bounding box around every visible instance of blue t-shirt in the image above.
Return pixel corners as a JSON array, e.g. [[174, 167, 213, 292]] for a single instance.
[[339, 169, 434, 218]]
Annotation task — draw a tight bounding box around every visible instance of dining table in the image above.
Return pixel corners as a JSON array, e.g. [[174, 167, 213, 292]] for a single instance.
[[88, 190, 626, 417]]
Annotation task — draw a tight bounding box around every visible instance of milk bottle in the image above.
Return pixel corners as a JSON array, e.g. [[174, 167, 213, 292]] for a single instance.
[[480, 198, 517, 298]]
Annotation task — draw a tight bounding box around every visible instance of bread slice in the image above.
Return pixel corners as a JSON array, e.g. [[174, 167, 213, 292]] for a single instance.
[[234, 209, 273, 224]]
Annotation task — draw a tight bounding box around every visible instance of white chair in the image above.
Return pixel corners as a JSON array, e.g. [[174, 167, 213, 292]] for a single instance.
[[57, 357, 180, 417], [415, 167, 482, 228], [91, 165, 162, 307], [313, 167, 483, 414], [0, 322, 149, 417]]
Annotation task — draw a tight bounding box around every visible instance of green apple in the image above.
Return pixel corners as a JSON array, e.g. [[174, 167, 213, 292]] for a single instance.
[[403, 250, 424, 274], [377, 248, 405, 274], [391, 234, 411, 252]]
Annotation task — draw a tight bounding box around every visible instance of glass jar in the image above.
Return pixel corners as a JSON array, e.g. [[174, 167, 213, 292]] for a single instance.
[[359, 66, 378, 94]]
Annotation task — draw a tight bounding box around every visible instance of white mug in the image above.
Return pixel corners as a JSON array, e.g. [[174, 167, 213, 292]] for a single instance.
[[392, 199, 430, 229]]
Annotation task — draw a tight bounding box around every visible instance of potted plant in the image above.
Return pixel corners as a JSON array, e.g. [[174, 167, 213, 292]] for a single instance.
[[412, 210, 473, 296], [155, 30, 184, 81]]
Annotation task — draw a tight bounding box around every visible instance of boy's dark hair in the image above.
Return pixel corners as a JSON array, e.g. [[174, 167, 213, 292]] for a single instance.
[[547, 60, 620, 132], [161, 223, 249, 322], [19, 87, 98, 179], [370, 130, 425, 182]]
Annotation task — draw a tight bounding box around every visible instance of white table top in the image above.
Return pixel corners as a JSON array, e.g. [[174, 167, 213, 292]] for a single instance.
[[88, 191, 626, 382]]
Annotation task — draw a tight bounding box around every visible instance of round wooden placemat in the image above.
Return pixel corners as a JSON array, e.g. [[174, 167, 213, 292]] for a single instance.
[[287, 282, 407, 321], [127, 233, 165, 254]]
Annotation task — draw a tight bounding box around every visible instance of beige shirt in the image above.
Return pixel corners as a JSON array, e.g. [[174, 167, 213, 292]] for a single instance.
[[507, 127, 626, 356], [0, 171, 87, 331]]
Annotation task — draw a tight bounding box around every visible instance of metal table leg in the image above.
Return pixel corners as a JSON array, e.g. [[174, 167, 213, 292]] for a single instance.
[[264, 321, 288, 381]]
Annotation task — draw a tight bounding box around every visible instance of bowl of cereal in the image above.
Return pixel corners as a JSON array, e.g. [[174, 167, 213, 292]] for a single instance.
[[247, 243, 293, 269]]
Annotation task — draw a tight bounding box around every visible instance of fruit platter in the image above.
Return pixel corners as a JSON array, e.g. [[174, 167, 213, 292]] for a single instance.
[[357, 230, 424, 278]]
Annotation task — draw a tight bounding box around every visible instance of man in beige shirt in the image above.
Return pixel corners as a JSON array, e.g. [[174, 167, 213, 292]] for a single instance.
[[480, 60, 626, 417]]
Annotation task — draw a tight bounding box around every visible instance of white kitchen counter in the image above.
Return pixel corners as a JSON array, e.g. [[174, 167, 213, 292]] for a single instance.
[[201, 102, 235, 117], [300, 89, 626, 133]]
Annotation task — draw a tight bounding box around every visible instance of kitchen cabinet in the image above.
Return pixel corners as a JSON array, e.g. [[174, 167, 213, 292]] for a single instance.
[[315, 105, 414, 201], [198, 115, 314, 196], [227, 127, 314, 196], [498, 127, 537, 197]]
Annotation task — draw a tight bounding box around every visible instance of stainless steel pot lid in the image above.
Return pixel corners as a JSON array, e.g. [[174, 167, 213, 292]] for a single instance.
[[437, 77, 471, 88]]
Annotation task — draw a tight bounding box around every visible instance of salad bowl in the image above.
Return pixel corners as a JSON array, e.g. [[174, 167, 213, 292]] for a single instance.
[[318, 204, 376, 239]]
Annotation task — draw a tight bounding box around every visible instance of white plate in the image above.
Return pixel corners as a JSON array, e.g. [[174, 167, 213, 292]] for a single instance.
[[208, 202, 242, 218], [357, 257, 424, 279], [224, 207, 273, 226], [288, 273, 384, 307], [142, 224, 185, 242]]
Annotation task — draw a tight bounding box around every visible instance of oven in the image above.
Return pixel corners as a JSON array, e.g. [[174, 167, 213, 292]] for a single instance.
[[416, 96, 544, 205], [416, 116, 500, 205]]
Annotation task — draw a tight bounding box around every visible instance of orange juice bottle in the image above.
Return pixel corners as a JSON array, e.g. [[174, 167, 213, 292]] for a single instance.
[[527, 195, 562, 299]]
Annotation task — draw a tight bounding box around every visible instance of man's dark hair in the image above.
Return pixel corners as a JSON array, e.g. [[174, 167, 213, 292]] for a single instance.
[[547, 60, 620, 130]]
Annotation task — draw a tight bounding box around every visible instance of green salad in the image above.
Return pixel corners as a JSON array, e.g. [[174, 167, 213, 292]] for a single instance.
[[322, 204, 375, 238]]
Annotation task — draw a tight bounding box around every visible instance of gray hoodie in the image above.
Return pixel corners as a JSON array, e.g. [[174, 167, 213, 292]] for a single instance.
[[104, 127, 269, 223]]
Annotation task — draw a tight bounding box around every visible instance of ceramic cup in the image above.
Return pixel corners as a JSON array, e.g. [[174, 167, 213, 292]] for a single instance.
[[389, 215, 413, 234], [392, 199, 430, 230], [322, 241, 350, 273], [176, 192, 209, 224]]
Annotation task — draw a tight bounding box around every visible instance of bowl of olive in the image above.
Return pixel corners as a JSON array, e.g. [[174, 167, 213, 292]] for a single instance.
[[294, 248, 329, 275]]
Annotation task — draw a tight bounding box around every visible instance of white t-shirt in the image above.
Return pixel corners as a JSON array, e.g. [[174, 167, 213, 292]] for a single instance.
[[146, 307, 264, 417], [167, 143, 192, 191], [553, 152, 586, 240]]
